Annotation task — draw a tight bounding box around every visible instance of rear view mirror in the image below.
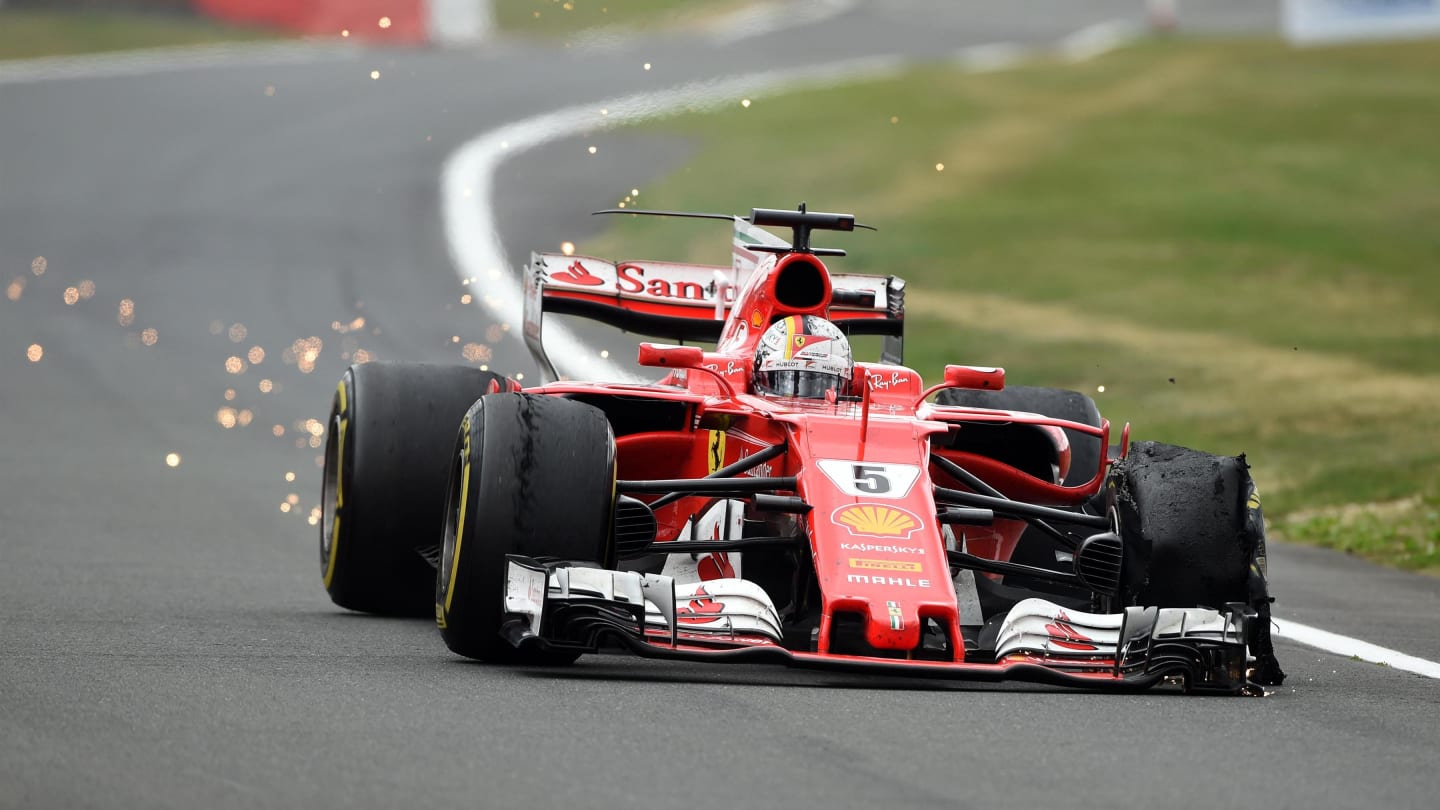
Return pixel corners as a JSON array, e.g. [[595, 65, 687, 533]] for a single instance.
[[637, 343, 705, 369], [944, 365, 1005, 391]]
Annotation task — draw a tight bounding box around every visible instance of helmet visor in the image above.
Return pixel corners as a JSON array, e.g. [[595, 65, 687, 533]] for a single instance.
[[756, 370, 844, 400]]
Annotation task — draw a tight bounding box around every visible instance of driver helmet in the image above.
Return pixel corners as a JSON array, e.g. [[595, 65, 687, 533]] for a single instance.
[[753, 315, 853, 399]]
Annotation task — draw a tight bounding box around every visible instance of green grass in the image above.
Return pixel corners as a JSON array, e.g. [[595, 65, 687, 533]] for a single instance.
[[494, 0, 752, 38], [1282, 495, 1440, 576], [579, 37, 1440, 572], [0, 10, 273, 61]]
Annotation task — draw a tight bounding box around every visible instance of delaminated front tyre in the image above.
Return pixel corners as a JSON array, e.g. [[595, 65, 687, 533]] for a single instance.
[[436, 393, 616, 663], [1110, 440, 1285, 684], [320, 363, 508, 616]]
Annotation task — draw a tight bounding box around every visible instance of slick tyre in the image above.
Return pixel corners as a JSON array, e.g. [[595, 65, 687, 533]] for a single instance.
[[320, 363, 509, 616], [437, 393, 616, 664]]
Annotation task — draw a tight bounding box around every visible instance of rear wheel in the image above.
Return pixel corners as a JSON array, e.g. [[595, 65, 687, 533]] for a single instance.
[[1110, 440, 1283, 684], [436, 393, 616, 663], [937, 386, 1104, 581], [936, 385, 1103, 486], [320, 363, 505, 616]]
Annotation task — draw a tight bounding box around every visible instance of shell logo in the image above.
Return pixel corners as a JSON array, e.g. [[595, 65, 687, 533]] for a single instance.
[[832, 504, 922, 540]]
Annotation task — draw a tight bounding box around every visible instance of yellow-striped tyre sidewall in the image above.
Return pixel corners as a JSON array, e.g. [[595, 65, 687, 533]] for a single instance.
[[320, 378, 349, 590], [436, 413, 471, 629]]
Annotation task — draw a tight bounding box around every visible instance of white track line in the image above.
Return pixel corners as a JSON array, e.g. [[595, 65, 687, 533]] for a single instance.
[[441, 55, 904, 382], [570, 0, 859, 52], [0, 41, 357, 86], [1273, 618, 1440, 679], [708, 0, 862, 45], [952, 42, 1034, 72], [1056, 18, 1143, 63]]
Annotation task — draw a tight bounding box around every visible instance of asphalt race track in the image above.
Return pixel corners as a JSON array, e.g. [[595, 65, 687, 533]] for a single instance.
[[3, 2, 1439, 808]]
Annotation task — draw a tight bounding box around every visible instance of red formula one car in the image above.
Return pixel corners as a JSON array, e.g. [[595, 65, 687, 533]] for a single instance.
[[318, 205, 1285, 694]]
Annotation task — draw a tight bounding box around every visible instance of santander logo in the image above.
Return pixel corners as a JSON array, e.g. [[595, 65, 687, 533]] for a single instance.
[[550, 260, 605, 287], [617, 263, 710, 300]]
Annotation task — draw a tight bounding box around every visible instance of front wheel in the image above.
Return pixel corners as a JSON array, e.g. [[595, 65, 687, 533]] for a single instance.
[[319, 363, 506, 616], [436, 393, 616, 663], [1110, 440, 1284, 684]]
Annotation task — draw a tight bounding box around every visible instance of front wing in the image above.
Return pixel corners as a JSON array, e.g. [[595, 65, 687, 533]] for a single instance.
[[500, 557, 1259, 695]]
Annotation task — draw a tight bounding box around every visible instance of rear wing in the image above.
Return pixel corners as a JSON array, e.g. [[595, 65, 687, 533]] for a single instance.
[[523, 217, 905, 380]]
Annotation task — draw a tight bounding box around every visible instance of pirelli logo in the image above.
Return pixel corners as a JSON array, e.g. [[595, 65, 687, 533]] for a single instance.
[[848, 558, 922, 573]]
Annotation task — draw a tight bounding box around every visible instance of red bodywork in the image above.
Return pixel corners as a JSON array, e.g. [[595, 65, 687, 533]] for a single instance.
[[520, 213, 1114, 668]]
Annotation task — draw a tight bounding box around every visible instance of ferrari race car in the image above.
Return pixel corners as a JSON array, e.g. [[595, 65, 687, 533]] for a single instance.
[[318, 205, 1285, 695]]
